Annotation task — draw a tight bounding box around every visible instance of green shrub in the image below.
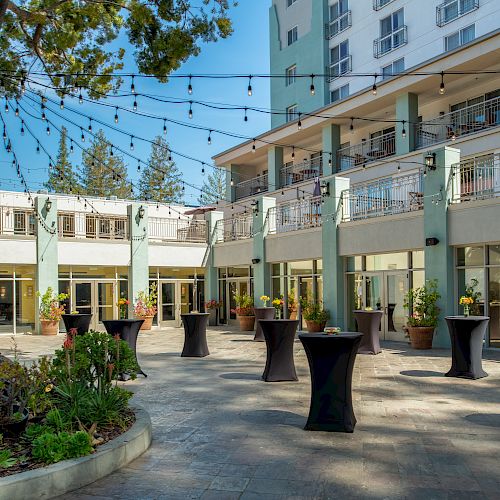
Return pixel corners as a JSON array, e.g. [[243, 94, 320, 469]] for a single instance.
[[23, 423, 53, 441], [31, 430, 92, 464], [300, 301, 330, 323], [0, 449, 18, 468], [404, 279, 441, 327]]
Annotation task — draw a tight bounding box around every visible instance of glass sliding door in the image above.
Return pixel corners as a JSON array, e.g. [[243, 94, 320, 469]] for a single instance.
[[97, 282, 115, 327], [385, 272, 408, 341], [0, 280, 14, 333], [160, 282, 176, 326]]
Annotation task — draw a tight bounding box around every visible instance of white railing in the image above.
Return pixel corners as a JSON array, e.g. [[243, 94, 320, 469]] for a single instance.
[[450, 154, 500, 203], [235, 174, 268, 200], [268, 197, 322, 234], [148, 218, 207, 243], [57, 212, 129, 240], [325, 11, 351, 39], [214, 215, 253, 243], [341, 171, 424, 221], [436, 0, 479, 27], [373, 25, 408, 58], [280, 159, 323, 187], [0, 208, 35, 236], [417, 96, 500, 149], [337, 131, 396, 171]]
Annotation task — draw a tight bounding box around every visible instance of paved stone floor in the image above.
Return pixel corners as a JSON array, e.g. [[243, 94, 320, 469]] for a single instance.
[[2, 327, 500, 499]]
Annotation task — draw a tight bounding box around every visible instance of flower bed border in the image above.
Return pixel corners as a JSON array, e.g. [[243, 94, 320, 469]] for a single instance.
[[0, 406, 151, 500]]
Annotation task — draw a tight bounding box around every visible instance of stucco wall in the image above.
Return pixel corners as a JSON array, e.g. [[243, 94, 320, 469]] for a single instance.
[[149, 243, 206, 268], [266, 228, 322, 262], [0, 238, 36, 264], [58, 240, 131, 266], [213, 240, 253, 267]]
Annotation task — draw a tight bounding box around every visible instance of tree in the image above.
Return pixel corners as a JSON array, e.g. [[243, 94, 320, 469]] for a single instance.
[[80, 130, 130, 198], [0, 1, 235, 97], [138, 136, 183, 203], [198, 167, 226, 205], [45, 126, 80, 194]]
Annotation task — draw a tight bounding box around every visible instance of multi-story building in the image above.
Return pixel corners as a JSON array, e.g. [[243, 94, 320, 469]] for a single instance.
[[208, 1, 500, 349], [0, 191, 208, 334]]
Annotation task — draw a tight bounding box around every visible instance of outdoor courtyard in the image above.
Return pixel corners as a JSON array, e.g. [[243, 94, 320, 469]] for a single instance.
[[1, 327, 500, 500]]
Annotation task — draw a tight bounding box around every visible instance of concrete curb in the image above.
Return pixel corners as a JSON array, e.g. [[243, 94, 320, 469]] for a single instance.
[[0, 406, 152, 500]]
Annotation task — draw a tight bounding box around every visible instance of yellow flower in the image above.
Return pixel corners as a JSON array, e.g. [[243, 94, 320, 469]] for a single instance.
[[45, 384, 54, 393], [459, 296, 474, 305], [260, 295, 270, 302]]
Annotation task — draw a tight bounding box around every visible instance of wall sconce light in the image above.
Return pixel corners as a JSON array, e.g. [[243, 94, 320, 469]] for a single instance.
[[424, 152, 436, 170], [251, 258, 261, 264], [251, 199, 259, 215], [138, 205, 145, 219], [320, 181, 330, 198], [425, 237, 439, 246], [45, 198, 52, 212]]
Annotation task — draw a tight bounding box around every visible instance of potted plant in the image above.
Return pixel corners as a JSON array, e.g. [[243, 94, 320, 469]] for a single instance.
[[205, 299, 222, 326], [37, 287, 68, 335], [61, 309, 93, 336], [232, 292, 255, 331], [272, 297, 284, 319], [117, 297, 130, 319], [288, 288, 297, 320], [134, 282, 158, 330], [462, 278, 482, 316], [403, 279, 441, 349], [301, 300, 330, 332]]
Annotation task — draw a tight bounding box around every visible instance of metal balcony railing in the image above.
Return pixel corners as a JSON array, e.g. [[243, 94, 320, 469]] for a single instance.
[[0, 208, 35, 236], [373, 25, 408, 58], [214, 215, 253, 243], [280, 159, 323, 187], [148, 217, 207, 243], [341, 171, 424, 222], [450, 154, 500, 203], [436, 0, 479, 27], [417, 96, 500, 149], [267, 197, 322, 234], [325, 11, 351, 39], [337, 131, 396, 171], [327, 55, 352, 82], [235, 174, 268, 200], [373, 0, 396, 10], [56, 213, 129, 240]]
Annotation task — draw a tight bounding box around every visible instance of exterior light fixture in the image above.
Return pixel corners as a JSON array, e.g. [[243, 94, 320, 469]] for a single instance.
[[320, 181, 330, 198], [426, 237, 439, 246], [251, 199, 259, 215], [138, 205, 145, 219], [251, 258, 261, 264], [45, 198, 53, 212], [424, 152, 436, 170]]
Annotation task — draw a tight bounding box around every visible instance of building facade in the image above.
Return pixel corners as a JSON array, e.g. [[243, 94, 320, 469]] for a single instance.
[[210, 6, 500, 348], [0, 191, 208, 334]]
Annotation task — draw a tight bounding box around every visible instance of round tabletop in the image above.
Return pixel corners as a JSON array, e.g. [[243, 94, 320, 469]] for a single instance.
[[353, 310, 383, 314], [445, 316, 489, 321], [181, 313, 210, 316], [299, 332, 362, 339]]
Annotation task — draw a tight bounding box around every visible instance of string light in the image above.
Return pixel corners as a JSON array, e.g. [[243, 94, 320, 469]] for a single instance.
[[20, 120, 25, 135], [244, 107, 248, 122], [131, 75, 136, 94], [130, 135, 134, 151], [60, 99, 64, 109], [70, 140, 74, 153], [208, 130, 212, 145], [372, 74, 378, 95], [247, 76, 252, 96], [133, 97, 138, 111], [137, 160, 141, 171], [401, 120, 406, 138], [230, 177, 234, 187], [46, 124, 50, 135], [439, 71, 445, 95], [350, 117, 354, 133], [291, 147, 295, 160], [252, 139, 256, 153], [15, 105, 19, 116], [110, 146, 114, 157], [80, 128, 85, 142], [4, 99, 8, 113], [201, 162, 205, 174], [188, 101, 193, 119], [298, 113, 302, 130], [78, 88, 83, 104], [88, 118, 92, 132], [36, 141, 40, 154], [163, 119, 167, 135], [2, 125, 6, 140], [310, 74, 315, 96], [451, 131, 456, 141], [188, 75, 193, 95], [114, 107, 119, 123]]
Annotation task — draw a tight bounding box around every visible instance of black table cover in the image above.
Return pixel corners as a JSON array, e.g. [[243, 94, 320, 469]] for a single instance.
[[181, 313, 210, 357], [62, 313, 92, 335], [103, 319, 146, 377], [299, 332, 362, 432], [260, 319, 299, 382], [445, 316, 489, 379], [354, 310, 383, 355], [253, 307, 276, 342]]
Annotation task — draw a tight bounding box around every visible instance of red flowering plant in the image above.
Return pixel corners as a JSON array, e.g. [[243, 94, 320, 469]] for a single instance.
[[133, 282, 158, 318], [205, 299, 222, 310], [231, 292, 254, 317]]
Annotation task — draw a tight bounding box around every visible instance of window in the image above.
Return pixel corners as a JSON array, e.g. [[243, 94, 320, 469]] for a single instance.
[[382, 58, 404, 79], [373, 0, 395, 10], [437, 0, 479, 27], [328, 0, 351, 38], [286, 104, 298, 122], [286, 65, 297, 86], [287, 26, 298, 46], [329, 40, 351, 80], [376, 9, 406, 57], [445, 24, 475, 51], [286, 0, 298, 7], [330, 84, 349, 103]]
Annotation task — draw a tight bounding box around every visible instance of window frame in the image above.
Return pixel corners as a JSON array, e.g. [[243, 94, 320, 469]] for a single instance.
[[286, 104, 299, 123], [287, 26, 298, 46], [285, 64, 297, 86], [445, 23, 475, 51]]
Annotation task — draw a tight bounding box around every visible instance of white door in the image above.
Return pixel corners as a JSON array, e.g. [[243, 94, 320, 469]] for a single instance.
[[72, 281, 115, 331]]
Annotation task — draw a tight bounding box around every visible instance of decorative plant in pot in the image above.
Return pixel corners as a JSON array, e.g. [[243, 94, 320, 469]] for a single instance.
[[37, 287, 68, 335], [272, 297, 284, 319], [134, 282, 157, 330], [205, 299, 222, 326], [117, 297, 130, 319], [461, 278, 482, 316], [232, 292, 255, 331], [288, 288, 297, 320], [403, 279, 441, 349], [301, 300, 330, 332]]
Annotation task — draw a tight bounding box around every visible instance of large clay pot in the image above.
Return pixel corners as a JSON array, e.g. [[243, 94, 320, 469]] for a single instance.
[[40, 319, 59, 335], [137, 315, 154, 331], [407, 326, 435, 349], [305, 320, 326, 333], [237, 315, 255, 331], [208, 308, 219, 327]]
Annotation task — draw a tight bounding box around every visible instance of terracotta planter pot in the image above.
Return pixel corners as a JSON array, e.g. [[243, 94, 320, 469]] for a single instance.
[[305, 320, 326, 333], [237, 315, 255, 331], [289, 311, 297, 320], [407, 326, 435, 349], [208, 308, 219, 327], [40, 319, 59, 335], [137, 315, 154, 331]]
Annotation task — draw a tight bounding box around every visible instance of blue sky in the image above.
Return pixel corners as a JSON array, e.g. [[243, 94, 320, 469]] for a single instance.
[[1, 2, 271, 205]]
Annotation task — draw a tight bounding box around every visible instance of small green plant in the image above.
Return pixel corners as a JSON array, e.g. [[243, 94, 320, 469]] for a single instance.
[[31, 430, 92, 464], [300, 300, 330, 323], [23, 424, 54, 442], [232, 292, 254, 316], [404, 279, 441, 327], [464, 278, 482, 315], [0, 449, 18, 469], [36, 287, 68, 321]]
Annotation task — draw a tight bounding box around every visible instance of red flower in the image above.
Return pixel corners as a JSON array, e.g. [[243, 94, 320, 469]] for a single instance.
[[69, 328, 78, 337], [113, 334, 121, 341], [63, 336, 73, 349]]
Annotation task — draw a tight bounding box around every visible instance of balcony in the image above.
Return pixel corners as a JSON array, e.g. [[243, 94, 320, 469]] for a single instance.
[[337, 131, 396, 171], [373, 0, 396, 10], [341, 171, 424, 222], [57, 212, 129, 240], [267, 197, 322, 235], [148, 217, 207, 243], [417, 96, 500, 149], [235, 174, 268, 201], [0, 208, 35, 236], [436, 0, 479, 27], [214, 215, 253, 243], [373, 25, 408, 58], [327, 55, 352, 82], [325, 11, 351, 39], [280, 159, 322, 187], [449, 154, 500, 203]]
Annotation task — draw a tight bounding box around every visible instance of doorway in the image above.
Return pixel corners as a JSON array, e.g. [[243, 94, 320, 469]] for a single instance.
[[159, 281, 194, 327], [363, 272, 408, 341], [72, 281, 115, 331], [227, 279, 250, 324]]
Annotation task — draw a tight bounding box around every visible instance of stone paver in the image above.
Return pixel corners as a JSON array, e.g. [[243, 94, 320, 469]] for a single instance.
[[1, 327, 500, 499]]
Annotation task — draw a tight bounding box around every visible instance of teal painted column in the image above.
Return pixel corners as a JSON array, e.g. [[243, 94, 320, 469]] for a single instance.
[[321, 176, 350, 328], [424, 146, 460, 348], [267, 146, 283, 192], [322, 124, 341, 176], [128, 203, 149, 316], [225, 167, 235, 203], [204, 210, 224, 303], [396, 93, 418, 155], [35, 195, 59, 334], [252, 196, 276, 302]]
